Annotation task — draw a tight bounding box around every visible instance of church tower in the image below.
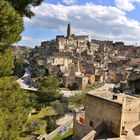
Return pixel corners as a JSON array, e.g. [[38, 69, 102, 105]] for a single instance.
[[67, 22, 72, 38]]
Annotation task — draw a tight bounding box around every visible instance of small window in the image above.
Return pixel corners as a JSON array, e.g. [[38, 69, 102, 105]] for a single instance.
[[89, 121, 94, 127]]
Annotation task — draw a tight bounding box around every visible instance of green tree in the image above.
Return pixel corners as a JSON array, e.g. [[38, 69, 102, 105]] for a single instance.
[[46, 117, 57, 133], [0, 0, 24, 76], [69, 92, 86, 106], [35, 67, 46, 77], [0, 0, 43, 139], [27, 119, 46, 134], [6, 0, 43, 18], [0, 48, 14, 77], [14, 57, 28, 77], [38, 77, 60, 105], [39, 76, 59, 91], [0, 77, 32, 139], [0, 0, 23, 51], [0, 0, 43, 76], [69, 86, 93, 106], [50, 100, 67, 116]]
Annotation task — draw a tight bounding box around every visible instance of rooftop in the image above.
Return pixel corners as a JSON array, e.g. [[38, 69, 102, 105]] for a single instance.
[[87, 89, 138, 105]]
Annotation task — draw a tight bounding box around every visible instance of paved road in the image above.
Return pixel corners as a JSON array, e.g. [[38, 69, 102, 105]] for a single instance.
[[37, 117, 73, 140], [17, 68, 37, 91], [56, 113, 73, 125], [61, 90, 82, 98]]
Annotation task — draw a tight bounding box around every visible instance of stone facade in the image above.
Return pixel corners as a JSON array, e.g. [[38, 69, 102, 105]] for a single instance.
[[30, 23, 140, 92], [76, 75, 95, 89], [108, 70, 123, 83], [84, 94, 123, 136], [73, 90, 140, 139], [62, 73, 76, 88]]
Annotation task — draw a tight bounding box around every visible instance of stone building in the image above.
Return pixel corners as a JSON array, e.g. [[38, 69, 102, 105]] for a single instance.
[[76, 75, 96, 89], [62, 72, 76, 88], [33, 23, 91, 56], [108, 69, 123, 83], [73, 89, 140, 140]]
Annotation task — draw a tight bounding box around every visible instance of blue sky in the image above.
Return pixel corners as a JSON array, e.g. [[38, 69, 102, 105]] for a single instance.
[[18, 0, 140, 47]]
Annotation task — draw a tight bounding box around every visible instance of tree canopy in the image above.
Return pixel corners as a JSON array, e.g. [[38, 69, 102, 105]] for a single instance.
[[0, 77, 32, 139], [39, 76, 59, 91], [6, 0, 43, 18], [0, 48, 14, 77], [0, 0, 44, 139], [38, 76, 60, 104], [0, 0, 23, 51]]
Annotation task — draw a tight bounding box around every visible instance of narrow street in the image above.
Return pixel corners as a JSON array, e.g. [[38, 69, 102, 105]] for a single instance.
[[17, 68, 37, 91]]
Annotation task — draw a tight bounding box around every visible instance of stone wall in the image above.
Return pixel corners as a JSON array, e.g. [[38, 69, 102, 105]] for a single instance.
[[73, 121, 85, 139], [124, 99, 140, 123], [81, 130, 96, 140], [63, 75, 76, 87], [84, 94, 123, 136]]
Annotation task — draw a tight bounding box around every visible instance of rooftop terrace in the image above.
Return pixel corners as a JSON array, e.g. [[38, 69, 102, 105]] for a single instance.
[[87, 89, 138, 105]]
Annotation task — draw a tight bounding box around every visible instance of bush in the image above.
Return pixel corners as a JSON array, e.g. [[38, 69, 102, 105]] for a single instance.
[[46, 117, 58, 133], [28, 119, 46, 134], [50, 100, 67, 116], [69, 92, 86, 106], [35, 104, 42, 112]]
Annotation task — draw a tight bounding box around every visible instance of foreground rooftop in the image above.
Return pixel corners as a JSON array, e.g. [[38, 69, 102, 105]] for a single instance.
[[87, 89, 138, 105]]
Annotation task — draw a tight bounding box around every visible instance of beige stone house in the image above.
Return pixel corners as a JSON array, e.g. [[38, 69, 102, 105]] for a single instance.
[[76, 75, 95, 89], [62, 72, 76, 88], [73, 89, 140, 140]]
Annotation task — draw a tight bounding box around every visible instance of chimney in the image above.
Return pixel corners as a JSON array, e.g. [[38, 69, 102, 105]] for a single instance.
[[112, 94, 118, 100]]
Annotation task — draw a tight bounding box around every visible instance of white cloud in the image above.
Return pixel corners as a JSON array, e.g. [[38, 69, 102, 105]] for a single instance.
[[115, 0, 140, 11], [17, 36, 46, 47], [24, 2, 140, 45], [22, 36, 34, 42], [62, 0, 76, 5]]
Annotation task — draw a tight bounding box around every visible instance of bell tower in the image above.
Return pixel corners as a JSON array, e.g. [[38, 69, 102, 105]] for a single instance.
[[67, 22, 72, 38]]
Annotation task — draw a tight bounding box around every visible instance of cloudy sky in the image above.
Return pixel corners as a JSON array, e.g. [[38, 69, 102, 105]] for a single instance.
[[18, 0, 140, 47]]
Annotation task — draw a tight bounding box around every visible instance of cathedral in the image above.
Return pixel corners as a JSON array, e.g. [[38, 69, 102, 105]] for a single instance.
[[55, 23, 90, 52], [34, 23, 92, 56]]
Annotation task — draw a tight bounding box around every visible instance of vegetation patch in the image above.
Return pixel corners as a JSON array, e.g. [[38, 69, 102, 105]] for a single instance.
[[21, 107, 57, 138], [29, 107, 56, 122]]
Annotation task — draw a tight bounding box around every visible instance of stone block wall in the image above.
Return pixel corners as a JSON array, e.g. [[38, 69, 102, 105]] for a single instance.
[[124, 99, 140, 123], [84, 94, 123, 136], [73, 121, 85, 139]]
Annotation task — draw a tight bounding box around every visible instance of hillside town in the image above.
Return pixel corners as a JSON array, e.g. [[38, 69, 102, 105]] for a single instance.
[[27, 23, 140, 94], [14, 23, 140, 140], [1, 0, 140, 140]]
